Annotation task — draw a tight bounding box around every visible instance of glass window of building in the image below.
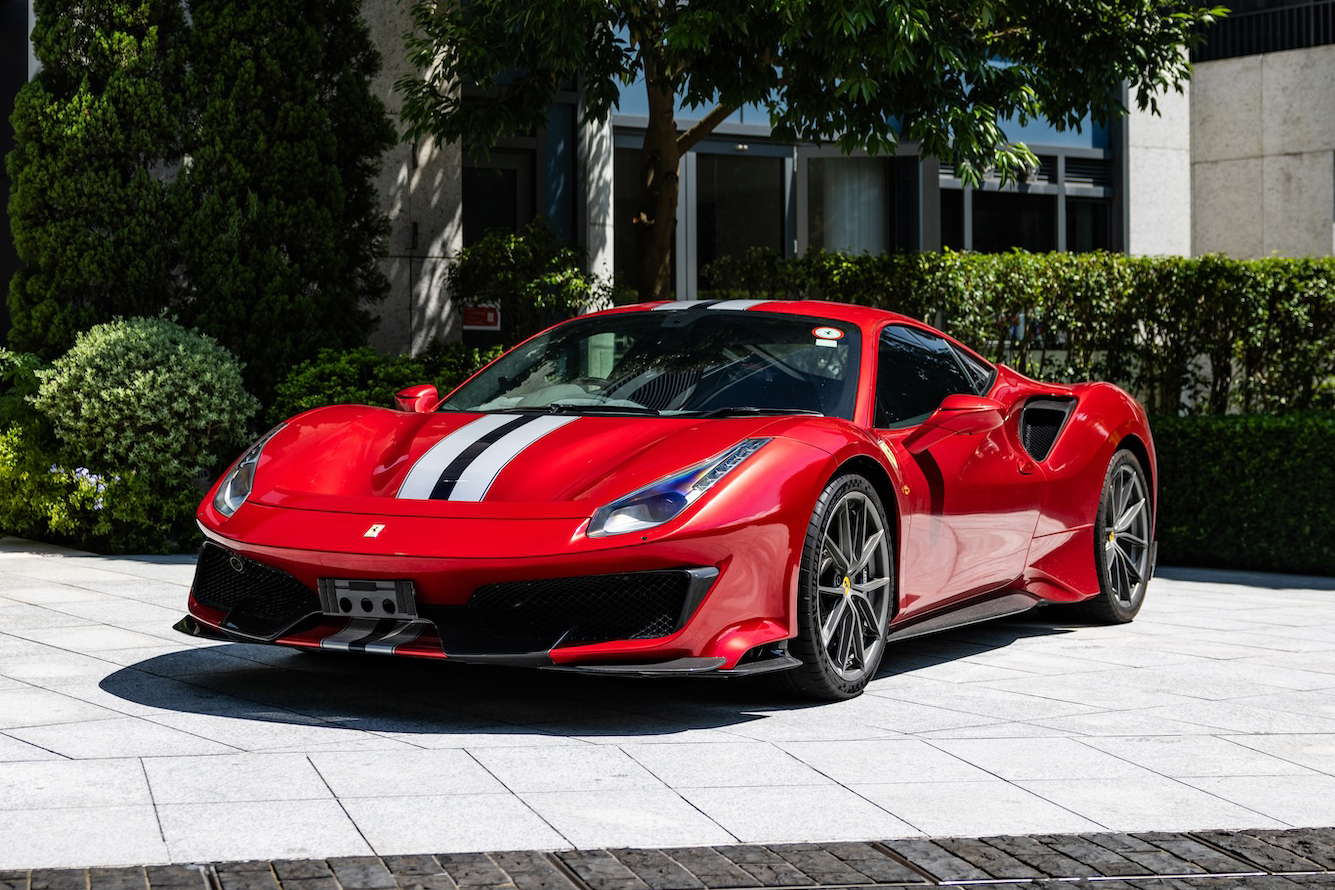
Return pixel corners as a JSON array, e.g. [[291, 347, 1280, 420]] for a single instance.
[[695, 153, 786, 271], [972, 192, 1058, 253]]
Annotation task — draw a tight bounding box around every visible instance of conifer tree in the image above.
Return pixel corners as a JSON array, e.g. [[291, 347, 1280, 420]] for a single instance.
[[6, 0, 185, 357], [176, 0, 396, 399]]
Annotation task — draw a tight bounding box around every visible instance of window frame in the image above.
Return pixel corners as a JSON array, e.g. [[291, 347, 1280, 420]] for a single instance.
[[872, 323, 996, 429]]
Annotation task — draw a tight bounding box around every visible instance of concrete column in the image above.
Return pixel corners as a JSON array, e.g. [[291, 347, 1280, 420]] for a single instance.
[[363, 0, 463, 354], [1123, 80, 1192, 256], [583, 114, 614, 283]]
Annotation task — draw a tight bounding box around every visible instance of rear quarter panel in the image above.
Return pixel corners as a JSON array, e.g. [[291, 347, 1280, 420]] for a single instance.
[[1025, 381, 1157, 600]]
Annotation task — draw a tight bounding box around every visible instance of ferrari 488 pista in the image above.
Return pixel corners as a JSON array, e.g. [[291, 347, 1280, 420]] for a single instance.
[[177, 300, 1157, 699]]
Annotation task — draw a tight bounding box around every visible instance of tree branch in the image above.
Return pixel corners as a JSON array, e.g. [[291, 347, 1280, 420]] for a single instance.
[[676, 102, 739, 154]]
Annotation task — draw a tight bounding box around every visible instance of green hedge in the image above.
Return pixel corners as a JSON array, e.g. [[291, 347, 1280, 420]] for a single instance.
[[1153, 412, 1335, 576], [268, 341, 502, 424], [702, 250, 1335, 416]]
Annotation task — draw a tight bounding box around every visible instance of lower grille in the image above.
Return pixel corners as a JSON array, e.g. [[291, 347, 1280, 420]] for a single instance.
[[192, 543, 319, 629], [469, 570, 710, 646]]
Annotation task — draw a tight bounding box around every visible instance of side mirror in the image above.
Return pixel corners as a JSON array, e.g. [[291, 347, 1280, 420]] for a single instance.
[[394, 384, 439, 414], [903, 394, 1004, 454]]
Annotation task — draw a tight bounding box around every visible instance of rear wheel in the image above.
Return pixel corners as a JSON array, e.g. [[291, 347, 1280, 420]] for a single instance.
[[778, 474, 893, 700], [1082, 450, 1152, 623]]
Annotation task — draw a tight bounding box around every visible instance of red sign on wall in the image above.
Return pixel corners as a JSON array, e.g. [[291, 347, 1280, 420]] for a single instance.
[[461, 304, 501, 331]]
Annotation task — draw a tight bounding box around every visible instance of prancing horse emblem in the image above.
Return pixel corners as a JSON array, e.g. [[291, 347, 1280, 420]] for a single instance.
[[364, 523, 386, 538]]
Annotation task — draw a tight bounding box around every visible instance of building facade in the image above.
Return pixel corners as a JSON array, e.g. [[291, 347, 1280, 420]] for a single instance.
[[2, 0, 1332, 355]]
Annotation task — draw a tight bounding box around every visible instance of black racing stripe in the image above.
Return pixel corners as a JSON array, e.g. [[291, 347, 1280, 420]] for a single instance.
[[347, 618, 398, 653], [429, 414, 535, 500]]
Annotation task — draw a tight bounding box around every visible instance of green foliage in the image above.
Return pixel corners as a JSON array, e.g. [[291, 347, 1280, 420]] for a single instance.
[[0, 349, 48, 433], [702, 249, 1335, 416], [269, 341, 504, 424], [6, 0, 186, 358], [31, 317, 259, 490], [1154, 413, 1335, 576], [400, 0, 1221, 297], [0, 424, 184, 554], [446, 219, 612, 346], [170, 0, 396, 402]]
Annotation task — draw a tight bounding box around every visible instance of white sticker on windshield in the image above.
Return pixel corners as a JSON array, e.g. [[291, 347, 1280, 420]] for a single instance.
[[812, 326, 844, 340], [815, 338, 838, 348]]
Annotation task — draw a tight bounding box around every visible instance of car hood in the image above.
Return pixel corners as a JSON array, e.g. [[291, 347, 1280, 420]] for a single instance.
[[248, 406, 833, 518]]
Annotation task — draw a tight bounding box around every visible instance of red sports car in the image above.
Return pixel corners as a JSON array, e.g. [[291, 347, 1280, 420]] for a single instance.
[[176, 300, 1157, 699]]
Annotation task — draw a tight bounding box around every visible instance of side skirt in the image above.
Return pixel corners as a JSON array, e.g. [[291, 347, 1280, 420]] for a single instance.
[[885, 592, 1039, 644]]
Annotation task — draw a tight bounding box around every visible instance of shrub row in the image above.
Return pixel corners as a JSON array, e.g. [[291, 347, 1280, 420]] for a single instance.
[[1153, 412, 1335, 576], [702, 249, 1335, 416], [268, 342, 502, 425]]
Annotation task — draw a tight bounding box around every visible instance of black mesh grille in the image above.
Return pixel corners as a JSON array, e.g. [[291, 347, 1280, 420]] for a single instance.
[[1020, 401, 1073, 462], [469, 571, 692, 645], [192, 543, 319, 622]]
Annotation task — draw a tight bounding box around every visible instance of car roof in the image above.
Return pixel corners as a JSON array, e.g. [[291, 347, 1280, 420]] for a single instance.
[[589, 299, 920, 330]]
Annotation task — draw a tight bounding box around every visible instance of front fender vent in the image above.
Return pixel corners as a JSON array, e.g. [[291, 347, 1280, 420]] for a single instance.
[[1020, 397, 1075, 462]]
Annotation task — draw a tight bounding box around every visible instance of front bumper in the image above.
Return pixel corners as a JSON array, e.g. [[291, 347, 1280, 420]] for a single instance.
[[179, 508, 801, 673]]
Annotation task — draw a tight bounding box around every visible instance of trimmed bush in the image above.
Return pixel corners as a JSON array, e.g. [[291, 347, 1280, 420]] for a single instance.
[[6, 0, 185, 359], [32, 317, 259, 489], [268, 341, 503, 424], [173, 0, 396, 402], [1153, 413, 1335, 576]]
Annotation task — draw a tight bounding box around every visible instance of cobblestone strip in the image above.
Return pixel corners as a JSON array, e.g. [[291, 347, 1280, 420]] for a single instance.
[[605, 850, 702, 890], [7, 829, 1335, 890], [1192, 831, 1326, 874]]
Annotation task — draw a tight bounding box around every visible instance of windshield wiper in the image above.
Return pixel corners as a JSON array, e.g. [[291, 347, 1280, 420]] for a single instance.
[[548, 402, 661, 416], [689, 406, 825, 418]]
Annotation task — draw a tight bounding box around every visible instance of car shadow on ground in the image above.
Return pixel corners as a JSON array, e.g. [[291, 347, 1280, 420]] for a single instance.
[[98, 614, 1073, 737]]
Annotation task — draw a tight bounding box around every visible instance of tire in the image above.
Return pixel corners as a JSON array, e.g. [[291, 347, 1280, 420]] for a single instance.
[[1081, 450, 1152, 623], [776, 474, 894, 700]]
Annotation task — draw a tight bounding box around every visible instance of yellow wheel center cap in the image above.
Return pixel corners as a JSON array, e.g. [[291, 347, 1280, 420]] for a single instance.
[[842, 576, 852, 595], [1108, 530, 1116, 543]]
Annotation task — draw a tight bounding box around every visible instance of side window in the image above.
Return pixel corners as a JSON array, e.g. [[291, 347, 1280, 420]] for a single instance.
[[875, 326, 980, 428], [954, 345, 995, 393]]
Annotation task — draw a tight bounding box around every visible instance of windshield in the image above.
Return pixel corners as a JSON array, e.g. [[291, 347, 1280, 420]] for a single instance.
[[440, 310, 862, 419]]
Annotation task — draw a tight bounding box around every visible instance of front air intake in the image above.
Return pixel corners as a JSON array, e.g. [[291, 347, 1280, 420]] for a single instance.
[[192, 543, 319, 627]]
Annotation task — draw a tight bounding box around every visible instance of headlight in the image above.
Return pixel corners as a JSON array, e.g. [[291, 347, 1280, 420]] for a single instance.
[[587, 438, 769, 537], [213, 424, 286, 518]]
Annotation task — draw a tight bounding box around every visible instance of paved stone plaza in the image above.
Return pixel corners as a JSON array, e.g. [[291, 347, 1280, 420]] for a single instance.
[[2, 536, 1334, 872]]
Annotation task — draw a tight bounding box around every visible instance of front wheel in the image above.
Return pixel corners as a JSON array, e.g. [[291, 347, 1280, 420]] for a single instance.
[[777, 474, 893, 700], [1083, 450, 1152, 623]]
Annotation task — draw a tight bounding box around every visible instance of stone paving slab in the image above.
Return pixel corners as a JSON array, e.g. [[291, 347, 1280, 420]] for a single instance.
[[6, 831, 1335, 890], [6, 541, 1335, 870]]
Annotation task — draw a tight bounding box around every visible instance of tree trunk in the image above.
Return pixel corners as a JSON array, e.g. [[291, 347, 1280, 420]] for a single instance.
[[634, 78, 680, 302]]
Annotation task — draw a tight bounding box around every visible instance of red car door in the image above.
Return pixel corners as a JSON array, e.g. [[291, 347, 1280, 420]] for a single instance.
[[869, 324, 1045, 619]]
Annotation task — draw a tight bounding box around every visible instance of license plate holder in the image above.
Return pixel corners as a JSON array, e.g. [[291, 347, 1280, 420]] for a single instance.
[[318, 578, 417, 620]]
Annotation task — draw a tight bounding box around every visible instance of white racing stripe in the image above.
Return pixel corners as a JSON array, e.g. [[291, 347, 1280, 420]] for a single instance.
[[319, 618, 429, 654], [448, 415, 579, 501], [361, 621, 427, 654], [397, 414, 520, 499], [651, 300, 713, 311], [319, 618, 382, 651], [707, 299, 767, 310]]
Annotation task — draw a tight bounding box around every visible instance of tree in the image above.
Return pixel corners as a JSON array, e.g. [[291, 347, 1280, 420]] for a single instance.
[[6, 0, 186, 357], [399, 0, 1222, 301], [175, 0, 396, 400]]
